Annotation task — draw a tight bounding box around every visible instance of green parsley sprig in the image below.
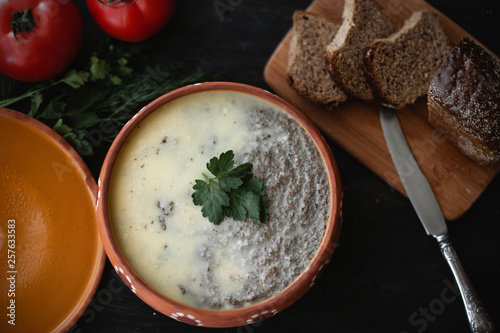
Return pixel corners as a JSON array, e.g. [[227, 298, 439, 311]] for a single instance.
[[192, 150, 269, 225]]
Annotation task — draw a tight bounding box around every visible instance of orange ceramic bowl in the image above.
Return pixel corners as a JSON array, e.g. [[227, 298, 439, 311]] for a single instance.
[[96, 82, 343, 328], [0, 108, 106, 332]]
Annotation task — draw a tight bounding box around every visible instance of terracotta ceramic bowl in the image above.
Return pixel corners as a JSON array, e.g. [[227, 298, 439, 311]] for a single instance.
[[0, 108, 106, 332], [97, 82, 343, 328]]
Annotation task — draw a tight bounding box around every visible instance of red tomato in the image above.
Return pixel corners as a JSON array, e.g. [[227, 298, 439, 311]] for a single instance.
[[0, 0, 83, 82], [86, 0, 176, 42]]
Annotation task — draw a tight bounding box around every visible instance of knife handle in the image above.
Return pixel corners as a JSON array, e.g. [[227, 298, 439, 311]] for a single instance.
[[436, 233, 495, 333]]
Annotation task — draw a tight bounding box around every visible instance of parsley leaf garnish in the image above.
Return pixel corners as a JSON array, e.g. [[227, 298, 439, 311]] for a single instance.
[[192, 179, 229, 225], [192, 150, 269, 225]]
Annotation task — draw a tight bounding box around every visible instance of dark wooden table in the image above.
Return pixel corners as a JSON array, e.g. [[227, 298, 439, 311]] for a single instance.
[[4, 0, 500, 332]]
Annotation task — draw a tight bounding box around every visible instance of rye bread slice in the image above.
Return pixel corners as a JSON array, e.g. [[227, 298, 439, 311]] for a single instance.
[[365, 10, 451, 109], [287, 11, 348, 106], [325, 0, 398, 101]]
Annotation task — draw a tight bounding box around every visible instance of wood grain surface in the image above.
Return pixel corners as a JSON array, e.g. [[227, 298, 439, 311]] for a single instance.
[[264, 0, 500, 220]]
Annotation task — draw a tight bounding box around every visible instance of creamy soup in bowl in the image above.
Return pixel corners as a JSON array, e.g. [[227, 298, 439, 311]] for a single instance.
[[97, 82, 342, 327]]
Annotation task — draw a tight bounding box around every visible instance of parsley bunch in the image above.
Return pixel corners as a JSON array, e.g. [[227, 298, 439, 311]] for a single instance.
[[192, 150, 269, 225], [0, 41, 221, 155]]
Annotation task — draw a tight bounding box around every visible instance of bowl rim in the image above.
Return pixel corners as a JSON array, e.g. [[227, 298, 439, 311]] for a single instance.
[[96, 81, 343, 327], [0, 107, 107, 332]]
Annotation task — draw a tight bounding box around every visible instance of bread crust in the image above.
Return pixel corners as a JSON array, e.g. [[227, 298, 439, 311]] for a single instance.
[[324, 0, 398, 101], [325, 45, 370, 99], [364, 42, 389, 104]]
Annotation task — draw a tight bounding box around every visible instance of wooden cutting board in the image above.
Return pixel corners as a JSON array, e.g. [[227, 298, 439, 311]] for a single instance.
[[263, 0, 500, 220]]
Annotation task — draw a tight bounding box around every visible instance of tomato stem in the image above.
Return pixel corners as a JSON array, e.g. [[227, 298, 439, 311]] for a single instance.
[[96, 0, 137, 6], [10, 9, 36, 44]]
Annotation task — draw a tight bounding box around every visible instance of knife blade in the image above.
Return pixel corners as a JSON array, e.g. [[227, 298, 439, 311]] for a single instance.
[[379, 105, 446, 236], [379, 105, 495, 333]]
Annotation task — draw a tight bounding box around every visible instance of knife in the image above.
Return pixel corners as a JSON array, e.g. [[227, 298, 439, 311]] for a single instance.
[[379, 105, 495, 333]]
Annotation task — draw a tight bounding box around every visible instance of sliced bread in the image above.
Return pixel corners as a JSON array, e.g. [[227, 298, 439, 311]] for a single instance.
[[324, 0, 398, 101], [287, 11, 348, 106], [364, 10, 451, 109]]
